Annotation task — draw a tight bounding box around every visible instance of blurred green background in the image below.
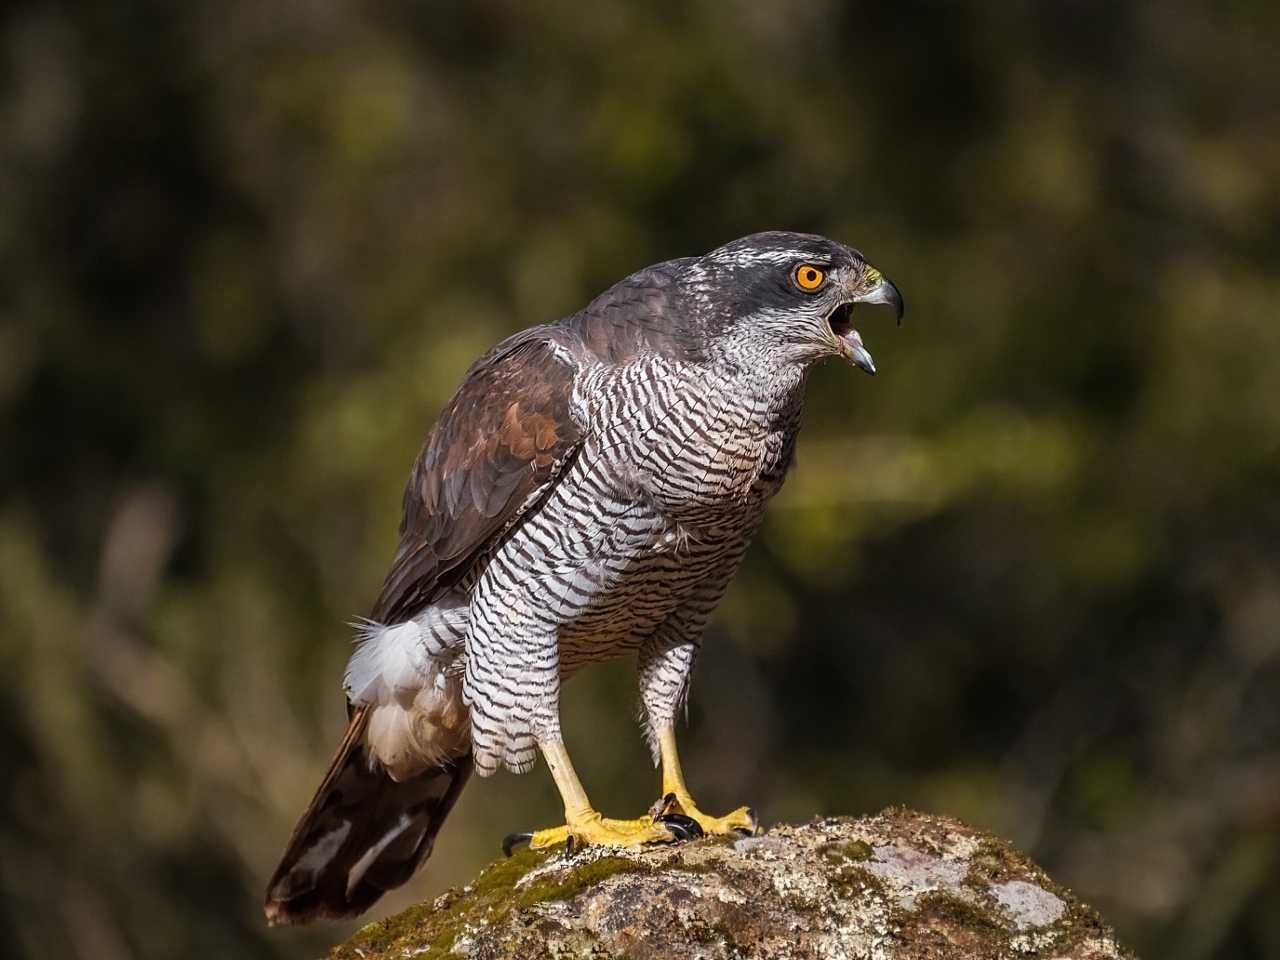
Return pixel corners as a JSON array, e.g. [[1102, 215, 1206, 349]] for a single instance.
[[2, 0, 1279, 957]]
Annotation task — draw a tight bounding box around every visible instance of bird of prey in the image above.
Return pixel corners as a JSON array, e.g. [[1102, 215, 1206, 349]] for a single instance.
[[264, 231, 903, 924]]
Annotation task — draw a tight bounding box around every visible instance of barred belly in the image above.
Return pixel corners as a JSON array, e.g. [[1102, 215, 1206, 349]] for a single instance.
[[468, 453, 740, 681]]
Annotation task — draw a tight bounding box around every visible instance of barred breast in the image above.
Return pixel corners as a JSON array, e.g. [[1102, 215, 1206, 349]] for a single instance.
[[584, 358, 805, 526]]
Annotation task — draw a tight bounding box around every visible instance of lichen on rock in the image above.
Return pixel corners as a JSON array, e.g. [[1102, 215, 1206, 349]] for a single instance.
[[330, 810, 1134, 960]]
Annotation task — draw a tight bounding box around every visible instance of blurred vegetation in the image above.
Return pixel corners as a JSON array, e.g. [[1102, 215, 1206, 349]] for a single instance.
[[1, 0, 1279, 957]]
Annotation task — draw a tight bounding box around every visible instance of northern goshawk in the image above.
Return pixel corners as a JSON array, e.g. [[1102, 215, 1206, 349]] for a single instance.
[[265, 231, 903, 923]]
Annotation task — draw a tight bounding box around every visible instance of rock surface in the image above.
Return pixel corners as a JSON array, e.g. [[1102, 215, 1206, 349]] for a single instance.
[[331, 810, 1134, 960]]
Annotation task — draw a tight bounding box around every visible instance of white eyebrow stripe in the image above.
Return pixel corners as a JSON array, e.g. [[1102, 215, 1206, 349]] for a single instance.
[[716, 248, 818, 267]]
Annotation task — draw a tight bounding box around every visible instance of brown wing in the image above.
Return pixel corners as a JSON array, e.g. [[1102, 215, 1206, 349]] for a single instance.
[[369, 331, 582, 624]]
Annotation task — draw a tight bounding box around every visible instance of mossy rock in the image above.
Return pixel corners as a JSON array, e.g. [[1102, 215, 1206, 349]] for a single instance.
[[331, 810, 1135, 960]]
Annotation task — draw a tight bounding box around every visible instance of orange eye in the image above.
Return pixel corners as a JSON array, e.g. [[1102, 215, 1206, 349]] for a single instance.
[[795, 264, 825, 290]]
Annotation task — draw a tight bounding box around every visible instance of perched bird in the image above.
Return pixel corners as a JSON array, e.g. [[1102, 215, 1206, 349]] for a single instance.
[[264, 231, 903, 924]]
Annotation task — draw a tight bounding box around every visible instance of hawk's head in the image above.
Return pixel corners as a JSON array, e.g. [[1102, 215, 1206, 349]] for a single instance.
[[684, 232, 903, 375]]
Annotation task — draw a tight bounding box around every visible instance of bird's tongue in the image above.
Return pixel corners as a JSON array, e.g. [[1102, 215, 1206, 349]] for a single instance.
[[840, 327, 876, 376]]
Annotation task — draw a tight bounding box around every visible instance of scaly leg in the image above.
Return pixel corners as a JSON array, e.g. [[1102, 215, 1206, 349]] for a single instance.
[[517, 740, 699, 852], [654, 725, 760, 837]]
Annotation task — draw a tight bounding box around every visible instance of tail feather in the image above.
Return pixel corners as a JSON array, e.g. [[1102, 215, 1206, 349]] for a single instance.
[[265, 706, 472, 924]]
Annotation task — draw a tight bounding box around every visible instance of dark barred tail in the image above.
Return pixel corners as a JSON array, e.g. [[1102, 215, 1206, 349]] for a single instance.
[[264, 707, 473, 924]]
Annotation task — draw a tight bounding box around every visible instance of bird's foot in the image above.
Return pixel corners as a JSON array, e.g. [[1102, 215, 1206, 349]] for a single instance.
[[509, 810, 702, 855], [654, 791, 761, 838]]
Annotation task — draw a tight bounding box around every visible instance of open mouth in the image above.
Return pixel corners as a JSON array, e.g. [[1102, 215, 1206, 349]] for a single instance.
[[827, 302, 876, 375]]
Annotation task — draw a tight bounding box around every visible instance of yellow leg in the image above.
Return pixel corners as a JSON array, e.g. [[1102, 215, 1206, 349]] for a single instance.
[[525, 740, 692, 851], [656, 726, 760, 837]]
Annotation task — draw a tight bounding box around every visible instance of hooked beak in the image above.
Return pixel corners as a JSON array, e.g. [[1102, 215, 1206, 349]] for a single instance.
[[827, 269, 905, 376], [856, 273, 905, 325]]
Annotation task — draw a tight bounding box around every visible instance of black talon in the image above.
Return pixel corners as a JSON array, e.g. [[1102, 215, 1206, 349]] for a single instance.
[[564, 835, 576, 856], [502, 831, 534, 857], [649, 792, 683, 818], [654, 812, 703, 842], [734, 807, 762, 838]]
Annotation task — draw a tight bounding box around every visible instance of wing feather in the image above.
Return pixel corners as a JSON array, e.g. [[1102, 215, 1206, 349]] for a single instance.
[[369, 332, 582, 625]]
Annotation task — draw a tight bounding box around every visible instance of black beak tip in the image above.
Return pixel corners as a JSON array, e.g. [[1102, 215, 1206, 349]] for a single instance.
[[887, 282, 905, 326]]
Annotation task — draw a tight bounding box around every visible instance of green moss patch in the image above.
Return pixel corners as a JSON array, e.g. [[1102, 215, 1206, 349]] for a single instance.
[[829, 862, 892, 906], [963, 835, 1043, 890], [330, 850, 648, 960], [822, 839, 874, 866], [897, 891, 1010, 960]]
